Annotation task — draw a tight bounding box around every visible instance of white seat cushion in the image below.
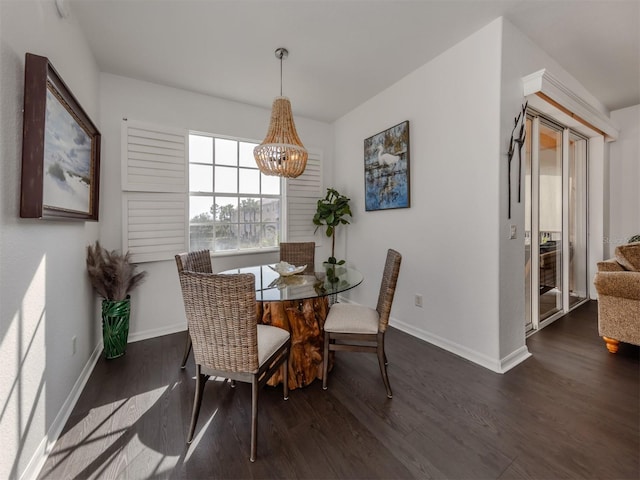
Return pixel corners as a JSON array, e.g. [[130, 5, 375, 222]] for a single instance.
[[257, 324, 290, 366], [324, 303, 379, 334]]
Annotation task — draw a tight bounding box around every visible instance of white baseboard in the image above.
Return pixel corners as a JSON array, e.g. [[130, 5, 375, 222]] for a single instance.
[[128, 322, 186, 343], [313, 296, 532, 373], [499, 345, 532, 372], [20, 342, 102, 480], [390, 318, 531, 374]]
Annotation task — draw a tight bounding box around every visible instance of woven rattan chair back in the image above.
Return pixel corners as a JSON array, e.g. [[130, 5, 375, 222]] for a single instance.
[[179, 271, 259, 373], [375, 249, 402, 333], [279, 242, 315, 274], [175, 250, 212, 274], [175, 250, 213, 368]]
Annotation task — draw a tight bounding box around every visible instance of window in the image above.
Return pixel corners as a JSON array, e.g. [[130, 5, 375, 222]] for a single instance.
[[188, 134, 282, 253], [121, 120, 321, 263]]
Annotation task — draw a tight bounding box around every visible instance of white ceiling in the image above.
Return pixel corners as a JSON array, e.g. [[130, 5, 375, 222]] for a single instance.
[[67, 0, 639, 122]]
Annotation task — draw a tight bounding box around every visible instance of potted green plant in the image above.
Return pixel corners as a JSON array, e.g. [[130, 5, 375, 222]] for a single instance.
[[313, 188, 352, 281], [86, 241, 147, 359]]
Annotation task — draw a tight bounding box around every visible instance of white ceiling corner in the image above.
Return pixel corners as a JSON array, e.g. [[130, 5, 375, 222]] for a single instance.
[[68, 0, 640, 123]]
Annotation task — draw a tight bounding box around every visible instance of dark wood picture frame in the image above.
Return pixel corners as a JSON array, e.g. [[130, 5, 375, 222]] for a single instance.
[[20, 53, 101, 220], [364, 120, 410, 211]]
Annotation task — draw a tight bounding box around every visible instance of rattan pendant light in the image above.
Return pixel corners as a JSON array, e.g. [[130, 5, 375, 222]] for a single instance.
[[254, 48, 308, 178]]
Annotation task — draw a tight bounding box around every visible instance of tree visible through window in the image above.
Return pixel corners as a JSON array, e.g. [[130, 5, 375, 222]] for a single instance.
[[189, 134, 281, 253]]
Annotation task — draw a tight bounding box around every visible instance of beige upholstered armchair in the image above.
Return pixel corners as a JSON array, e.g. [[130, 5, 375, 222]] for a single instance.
[[593, 242, 640, 353]]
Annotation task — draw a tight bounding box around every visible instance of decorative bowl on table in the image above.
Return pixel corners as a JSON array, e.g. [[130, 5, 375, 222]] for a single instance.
[[269, 261, 306, 277], [267, 274, 308, 289]]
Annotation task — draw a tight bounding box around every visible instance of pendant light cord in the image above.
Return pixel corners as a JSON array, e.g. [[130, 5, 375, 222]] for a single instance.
[[280, 54, 283, 96]]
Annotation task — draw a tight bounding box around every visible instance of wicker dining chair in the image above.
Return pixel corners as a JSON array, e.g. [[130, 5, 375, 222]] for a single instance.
[[279, 242, 315, 274], [322, 249, 402, 398], [177, 270, 290, 462], [175, 250, 213, 369]]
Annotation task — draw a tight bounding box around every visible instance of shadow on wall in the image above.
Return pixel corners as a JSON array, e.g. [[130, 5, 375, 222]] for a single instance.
[[0, 41, 98, 479], [0, 39, 34, 480], [1, 247, 100, 480]]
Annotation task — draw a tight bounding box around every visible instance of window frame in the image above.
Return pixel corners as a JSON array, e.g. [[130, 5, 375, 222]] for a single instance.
[[188, 131, 283, 256]]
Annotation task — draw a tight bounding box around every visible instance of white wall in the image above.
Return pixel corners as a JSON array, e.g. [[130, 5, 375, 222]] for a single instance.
[[99, 74, 333, 340], [608, 104, 640, 255], [0, 2, 101, 479], [333, 19, 505, 370], [333, 16, 613, 372]]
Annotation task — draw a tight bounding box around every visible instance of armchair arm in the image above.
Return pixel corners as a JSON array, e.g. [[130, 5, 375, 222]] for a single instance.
[[594, 271, 640, 301]]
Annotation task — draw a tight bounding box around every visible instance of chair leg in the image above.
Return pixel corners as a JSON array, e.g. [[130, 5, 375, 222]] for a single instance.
[[187, 365, 208, 443], [180, 332, 192, 369], [322, 331, 330, 390], [377, 333, 392, 399], [250, 376, 258, 462], [283, 352, 290, 401]]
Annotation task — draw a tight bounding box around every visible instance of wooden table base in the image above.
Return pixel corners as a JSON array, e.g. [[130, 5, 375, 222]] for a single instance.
[[258, 297, 333, 389]]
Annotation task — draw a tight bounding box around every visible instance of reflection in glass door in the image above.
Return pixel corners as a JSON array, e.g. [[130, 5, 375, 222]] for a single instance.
[[568, 133, 588, 307], [538, 121, 563, 321], [524, 113, 588, 333]]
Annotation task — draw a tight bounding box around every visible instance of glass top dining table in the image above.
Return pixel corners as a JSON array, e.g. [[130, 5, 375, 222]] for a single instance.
[[219, 264, 364, 302]]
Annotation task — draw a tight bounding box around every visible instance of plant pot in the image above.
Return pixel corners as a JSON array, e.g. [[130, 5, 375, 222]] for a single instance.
[[101, 296, 131, 359]]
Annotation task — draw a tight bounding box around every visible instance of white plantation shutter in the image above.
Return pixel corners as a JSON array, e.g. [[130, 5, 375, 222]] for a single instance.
[[121, 120, 188, 262], [122, 121, 187, 192], [285, 150, 323, 243]]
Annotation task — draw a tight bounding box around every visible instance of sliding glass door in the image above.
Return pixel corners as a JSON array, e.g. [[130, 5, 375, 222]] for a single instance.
[[568, 133, 588, 308], [538, 121, 563, 321], [524, 113, 588, 333]]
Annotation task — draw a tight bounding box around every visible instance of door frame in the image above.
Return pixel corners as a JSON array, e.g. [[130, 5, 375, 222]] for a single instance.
[[526, 110, 590, 335]]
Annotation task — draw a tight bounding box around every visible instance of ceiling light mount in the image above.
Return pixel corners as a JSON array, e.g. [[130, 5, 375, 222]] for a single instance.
[[275, 48, 289, 61]]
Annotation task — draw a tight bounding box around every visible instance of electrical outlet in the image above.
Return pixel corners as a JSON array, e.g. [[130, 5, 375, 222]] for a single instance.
[[72, 335, 77, 355], [415, 294, 423, 308]]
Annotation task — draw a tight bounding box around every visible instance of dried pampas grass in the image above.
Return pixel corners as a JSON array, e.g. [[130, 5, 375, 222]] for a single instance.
[[86, 241, 147, 301]]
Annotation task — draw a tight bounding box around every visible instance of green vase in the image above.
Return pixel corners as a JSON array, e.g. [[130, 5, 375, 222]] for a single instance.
[[102, 296, 131, 359]]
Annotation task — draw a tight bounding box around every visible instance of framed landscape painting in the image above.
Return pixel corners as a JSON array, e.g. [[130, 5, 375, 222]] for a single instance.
[[364, 121, 410, 211], [20, 53, 101, 220]]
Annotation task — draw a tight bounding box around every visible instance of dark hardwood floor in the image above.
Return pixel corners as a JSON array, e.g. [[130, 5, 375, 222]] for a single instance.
[[38, 301, 639, 479]]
